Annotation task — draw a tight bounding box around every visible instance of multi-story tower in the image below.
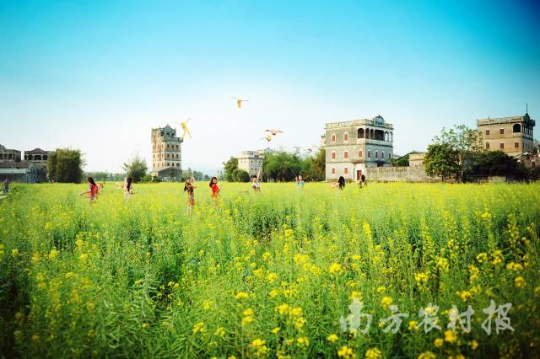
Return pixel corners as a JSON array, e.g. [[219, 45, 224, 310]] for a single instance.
[[151, 125, 182, 180], [477, 113, 535, 156], [325, 115, 394, 181]]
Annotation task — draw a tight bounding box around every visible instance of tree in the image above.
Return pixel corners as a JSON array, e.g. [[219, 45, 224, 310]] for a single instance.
[[263, 151, 302, 182], [468, 151, 528, 180], [432, 125, 483, 182], [233, 169, 250, 182], [302, 148, 325, 181], [391, 153, 409, 167], [424, 143, 460, 181], [123, 155, 147, 183], [223, 157, 239, 181], [47, 149, 83, 183]]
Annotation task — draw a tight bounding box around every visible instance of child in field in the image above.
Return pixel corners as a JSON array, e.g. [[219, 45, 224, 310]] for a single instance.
[[3, 178, 9, 194], [296, 175, 305, 191], [338, 176, 346, 190], [80, 177, 99, 203], [209, 176, 220, 200], [252, 168, 261, 192], [123, 177, 134, 201], [184, 177, 196, 214]]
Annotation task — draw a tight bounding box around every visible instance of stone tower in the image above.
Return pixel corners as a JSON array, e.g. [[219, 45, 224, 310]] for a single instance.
[[151, 125, 182, 181]]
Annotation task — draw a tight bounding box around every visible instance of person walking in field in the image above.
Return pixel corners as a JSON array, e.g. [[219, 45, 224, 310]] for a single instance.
[[184, 177, 196, 214], [296, 175, 305, 191], [123, 177, 134, 201], [80, 177, 99, 203], [338, 176, 346, 190], [3, 178, 9, 194], [361, 174, 367, 187], [209, 176, 220, 204], [252, 168, 261, 192]]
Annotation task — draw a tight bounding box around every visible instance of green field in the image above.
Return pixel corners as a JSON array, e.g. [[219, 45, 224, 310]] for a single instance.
[[1, 182, 539, 358]]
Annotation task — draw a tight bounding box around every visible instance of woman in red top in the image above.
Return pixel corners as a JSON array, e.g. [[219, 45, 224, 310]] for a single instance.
[[80, 177, 99, 203], [209, 177, 220, 201]]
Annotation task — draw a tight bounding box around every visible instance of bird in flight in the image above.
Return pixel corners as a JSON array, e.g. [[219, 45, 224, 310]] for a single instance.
[[232, 97, 249, 108], [175, 119, 192, 140], [261, 135, 272, 142], [265, 129, 283, 136]]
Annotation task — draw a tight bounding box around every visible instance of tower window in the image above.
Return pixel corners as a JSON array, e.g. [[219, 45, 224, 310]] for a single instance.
[[486, 129, 490, 136], [500, 143, 504, 149]]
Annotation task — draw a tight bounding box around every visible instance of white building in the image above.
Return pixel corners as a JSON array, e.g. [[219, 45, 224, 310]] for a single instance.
[[237, 149, 271, 176], [325, 115, 394, 181]]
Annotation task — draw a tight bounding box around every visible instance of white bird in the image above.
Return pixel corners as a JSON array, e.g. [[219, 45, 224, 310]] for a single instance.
[[232, 97, 249, 108]]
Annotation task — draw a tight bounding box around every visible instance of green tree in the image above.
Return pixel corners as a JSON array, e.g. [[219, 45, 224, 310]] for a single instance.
[[424, 143, 460, 181], [391, 153, 409, 167], [223, 157, 239, 181], [432, 125, 483, 182], [47, 149, 83, 183], [302, 148, 325, 181], [233, 169, 250, 182], [263, 151, 302, 182], [468, 151, 527, 180], [123, 155, 148, 183]]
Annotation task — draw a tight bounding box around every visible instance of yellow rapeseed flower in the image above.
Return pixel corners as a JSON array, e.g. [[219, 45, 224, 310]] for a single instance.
[[365, 347, 382, 359], [337, 345, 355, 359], [515, 276, 526, 288], [234, 292, 249, 300], [327, 333, 339, 343], [381, 296, 393, 308], [434, 338, 444, 348], [329, 262, 342, 275], [418, 351, 436, 359], [444, 330, 457, 343]]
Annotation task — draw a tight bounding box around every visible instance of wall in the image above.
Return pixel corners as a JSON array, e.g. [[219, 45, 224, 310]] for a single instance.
[[364, 165, 438, 183]]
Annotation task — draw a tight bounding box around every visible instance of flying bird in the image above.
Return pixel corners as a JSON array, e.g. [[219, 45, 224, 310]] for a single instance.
[[261, 135, 272, 142], [175, 119, 192, 140], [232, 97, 249, 108], [265, 129, 283, 136]]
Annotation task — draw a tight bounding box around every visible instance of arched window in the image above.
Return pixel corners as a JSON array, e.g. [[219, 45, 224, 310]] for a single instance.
[[381, 151, 385, 159], [331, 134, 336, 143], [368, 150, 371, 158], [375, 151, 378, 158], [513, 124, 521, 133], [486, 142, 490, 149], [331, 151, 336, 159], [344, 151, 349, 159], [331, 167, 336, 175], [43, 155, 48, 160], [358, 150, 363, 158], [344, 167, 349, 175], [486, 129, 490, 136], [344, 133, 349, 142], [389, 152, 392, 159], [515, 142, 519, 148], [358, 128, 365, 138], [499, 143, 504, 149]]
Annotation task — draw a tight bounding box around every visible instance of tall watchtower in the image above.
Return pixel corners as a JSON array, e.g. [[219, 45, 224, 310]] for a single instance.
[[151, 125, 182, 180]]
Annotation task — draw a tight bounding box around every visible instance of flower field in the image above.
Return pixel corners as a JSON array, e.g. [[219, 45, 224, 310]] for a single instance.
[[1, 182, 539, 358]]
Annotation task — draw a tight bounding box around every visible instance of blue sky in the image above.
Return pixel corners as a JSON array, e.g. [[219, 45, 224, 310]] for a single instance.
[[1, 0, 539, 173]]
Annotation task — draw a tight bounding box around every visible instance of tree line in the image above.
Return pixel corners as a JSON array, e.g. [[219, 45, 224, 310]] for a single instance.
[[223, 148, 326, 182]]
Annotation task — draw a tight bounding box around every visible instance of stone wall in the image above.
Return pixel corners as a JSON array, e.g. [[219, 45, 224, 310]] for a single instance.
[[365, 165, 439, 183]]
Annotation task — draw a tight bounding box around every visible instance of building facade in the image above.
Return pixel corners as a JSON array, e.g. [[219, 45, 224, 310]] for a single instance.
[[24, 148, 49, 182], [0, 161, 39, 183], [477, 113, 535, 157], [325, 115, 394, 181], [0, 145, 21, 162], [237, 149, 268, 176], [151, 125, 182, 180]]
